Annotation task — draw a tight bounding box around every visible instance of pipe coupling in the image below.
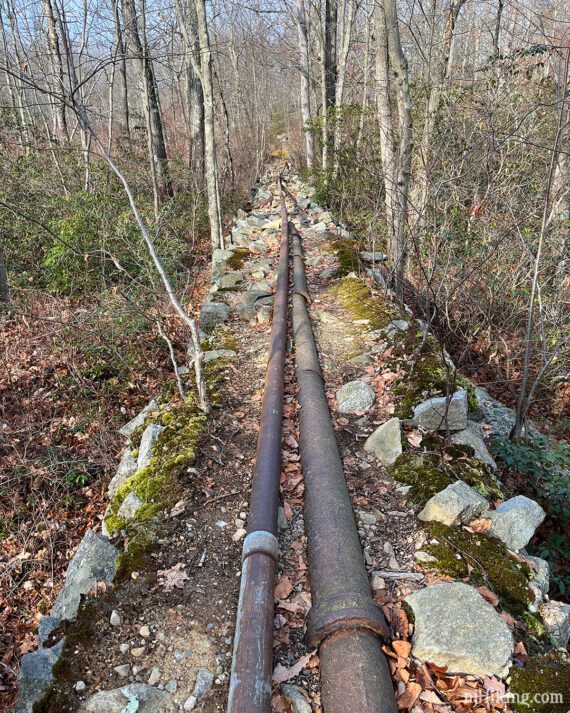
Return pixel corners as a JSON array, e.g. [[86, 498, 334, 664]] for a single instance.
[[306, 591, 390, 647], [241, 530, 279, 564]]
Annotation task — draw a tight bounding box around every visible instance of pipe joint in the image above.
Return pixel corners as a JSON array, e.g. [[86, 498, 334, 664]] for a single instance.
[[306, 591, 390, 648], [241, 530, 279, 564]]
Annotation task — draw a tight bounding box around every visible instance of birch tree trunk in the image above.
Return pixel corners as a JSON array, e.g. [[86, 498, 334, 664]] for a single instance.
[[122, 0, 171, 197], [376, 0, 413, 300], [296, 0, 314, 167], [332, 0, 356, 176], [112, 0, 130, 138], [42, 0, 68, 140]]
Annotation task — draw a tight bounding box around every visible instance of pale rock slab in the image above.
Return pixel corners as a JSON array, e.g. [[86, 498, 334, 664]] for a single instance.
[[51, 530, 117, 620], [418, 480, 488, 526], [451, 420, 497, 470], [199, 301, 230, 332], [539, 600, 570, 649], [120, 400, 159, 437], [487, 495, 546, 551], [412, 390, 468, 431], [107, 449, 137, 497], [336, 380, 376, 414], [406, 582, 513, 677], [84, 684, 174, 713], [137, 423, 164, 470], [117, 491, 143, 520], [363, 417, 402, 467]]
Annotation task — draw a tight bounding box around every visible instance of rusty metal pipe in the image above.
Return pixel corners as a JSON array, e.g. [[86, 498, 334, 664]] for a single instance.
[[290, 221, 398, 713], [227, 181, 290, 713]]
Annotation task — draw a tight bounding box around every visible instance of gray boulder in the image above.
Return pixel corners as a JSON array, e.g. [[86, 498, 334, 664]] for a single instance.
[[203, 349, 237, 363], [406, 582, 513, 677], [248, 240, 268, 253], [312, 221, 328, 233], [320, 267, 339, 280], [336, 381, 376, 414], [51, 530, 117, 620], [363, 417, 402, 467], [119, 399, 159, 438], [281, 685, 312, 713], [475, 387, 539, 440], [117, 491, 143, 520], [379, 319, 409, 340], [539, 601, 570, 649], [84, 684, 175, 713], [215, 272, 244, 291], [184, 668, 214, 710], [418, 480, 488, 526], [15, 640, 64, 713], [412, 390, 468, 431], [240, 289, 272, 305], [359, 251, 387, 263], [212, 248, 234, 264], [38, 616, 61, 645], [487, 495, 546, 551], [137, 423, 164, 470], [107, 449, 137, 498], [238, 305, 257, 323], [245, 214, 269, 228], [199, 302, 230, 332], [451, 420, 497, 470]]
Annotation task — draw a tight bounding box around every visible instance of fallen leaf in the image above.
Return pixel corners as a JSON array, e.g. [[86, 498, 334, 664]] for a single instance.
[[514, 641, 528, 663], [392, 640, 412, 658], [477, 586, 499, 607], [469, 518, 492, 533], [397, 682, 422, 709], [157, 562, 190, 592], [484, 677, 505, 696], [275, 576, 294, 600], [272, 652, 314, 684], [420, 690, 444, 704], [406, 430, 423, 447]]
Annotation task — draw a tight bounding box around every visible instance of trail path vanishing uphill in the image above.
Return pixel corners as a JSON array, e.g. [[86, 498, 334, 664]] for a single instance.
[[16, 168, 568, 713]]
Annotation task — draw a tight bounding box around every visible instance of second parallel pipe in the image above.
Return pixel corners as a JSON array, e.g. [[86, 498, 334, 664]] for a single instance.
[[290, 221, 398, 713], [226, 180, 290, 713]]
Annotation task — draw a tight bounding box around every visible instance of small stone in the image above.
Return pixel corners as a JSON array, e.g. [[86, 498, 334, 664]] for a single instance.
[[415, 551, 438, 564], [216, 520, 228, 528], [278, 507, 288, 530], [525, 555, 550, 596], [451, 421, 497, 470], [75, 680, 86, 692], [238, 304, 256, 323], [203, 349, 237, 363], [539, 600, 570, 649], [131, 646, 145, 658], [349, 354, 373, 366], [165, 680, 178, 694], [257, 306, 272, 324], [235, 518, 245, 528], [139, 625, 151, 638], [336, 380, 376, 414], [119, 644, 129, 654], [110, 610, 122, 627], [281, 684, 312, 713], [83, 684, 173, 713], [184, 668, 214, 710], [363, 417, 402, 467], [114, 664, 130, 678], [117, 491, 143, 520], [487, 495, 546, 551], [371, 576, 386, 591], [320, 267, 339, 280], [232, 528, 246, 542], [200, 302, 230, 332], [406, 582, 513, 677], [357, 512, 377, 525], [411, 390, 468, 431], [418, 481, 488, 526]]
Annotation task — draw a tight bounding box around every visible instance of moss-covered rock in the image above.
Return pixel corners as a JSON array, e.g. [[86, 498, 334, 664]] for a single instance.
[[226, 247, 251, 270], [328, 239, 361, 275], [509, 652, 570, 713], [423, 522, 533, 616], [105, 399, 206, 535], [115, 525, 159, 582], [391, 450, 503, 507], [332, 277, 400, 330]]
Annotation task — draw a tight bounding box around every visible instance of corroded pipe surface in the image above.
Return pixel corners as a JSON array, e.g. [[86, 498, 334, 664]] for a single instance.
[[290, 219, 397, 713], [227, 180, 290, 713]]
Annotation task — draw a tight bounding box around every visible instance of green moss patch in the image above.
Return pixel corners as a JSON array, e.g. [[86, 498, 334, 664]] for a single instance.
[[115, 524, 159, 582], [332, 277, 400, 330], [389, 329, 478, 418], [423, 522, 533, 615], [226, 248, 251, 270], [106, 399, 206, 534], [509, 652, 570, 713], [391, 451, 503, 506], [328, 239, 361, 275]]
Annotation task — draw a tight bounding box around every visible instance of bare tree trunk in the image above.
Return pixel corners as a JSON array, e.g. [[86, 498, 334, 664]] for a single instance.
[[0, 238, 8, 303], [376, 0, 413, 300], [122, 0, 171, 197], [323, 0, 337, 172], [357, 3, 373, 151], [193, 0, 224, 251], [296, 0, 314, 167], [42, 0, 68, 140], [493, 0, 504, 56], [112, 0, 130, 138], [332, 0, 356, 176]]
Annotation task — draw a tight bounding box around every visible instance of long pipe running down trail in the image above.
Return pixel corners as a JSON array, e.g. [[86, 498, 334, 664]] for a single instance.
[[226, 179, 290, 713], [290, 220, 398, 713]]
